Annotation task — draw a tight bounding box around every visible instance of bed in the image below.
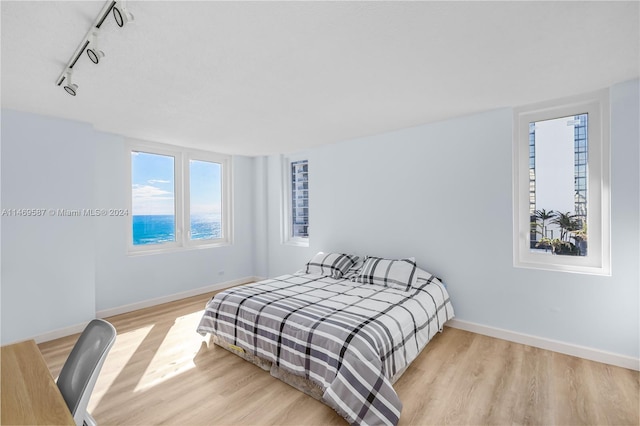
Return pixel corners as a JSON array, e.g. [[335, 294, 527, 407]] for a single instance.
[[197, 253, 454, 425]]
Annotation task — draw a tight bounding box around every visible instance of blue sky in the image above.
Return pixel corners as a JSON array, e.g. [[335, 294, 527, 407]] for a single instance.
[[189, 159, 222, 217], [131, 152, 221, 216]]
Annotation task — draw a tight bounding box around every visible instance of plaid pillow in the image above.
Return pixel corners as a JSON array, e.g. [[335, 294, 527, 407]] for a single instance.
[[341, 257, 365, 280], [352, 256, 418, 291], [305, 252, 359, 279]]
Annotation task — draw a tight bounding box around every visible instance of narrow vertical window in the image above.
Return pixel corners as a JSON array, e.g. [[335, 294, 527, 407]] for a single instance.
[[189, 160, 222, 241], [282, 155, 309, 246], [513, 90, 610, 275], [529, 114, 588, 256], [291, 160, 309, 238], [131, 151, 176, 246]]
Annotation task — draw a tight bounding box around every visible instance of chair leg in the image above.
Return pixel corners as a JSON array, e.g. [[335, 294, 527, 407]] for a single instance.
[[83, 412, 97, 426]]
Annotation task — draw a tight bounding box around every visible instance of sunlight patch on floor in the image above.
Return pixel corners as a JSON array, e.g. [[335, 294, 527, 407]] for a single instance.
[[134, 310, 208, 393], [88, 325, 154, 410]]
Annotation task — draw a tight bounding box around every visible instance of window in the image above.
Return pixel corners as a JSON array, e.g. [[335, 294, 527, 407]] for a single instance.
[[282, 156, 309, 246], [128, 141, 232, 254], [131, 151, 177, 245], [513, 90, 610, 275], [291, 160, 309, 238], [188, 159, 223, 241]]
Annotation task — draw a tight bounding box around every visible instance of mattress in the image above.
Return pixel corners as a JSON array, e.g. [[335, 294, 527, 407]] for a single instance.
[[197, 271, 454, 425]]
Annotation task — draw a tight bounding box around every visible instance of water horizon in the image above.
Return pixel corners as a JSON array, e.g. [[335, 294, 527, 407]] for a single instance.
[[133, 214, 221, 245]]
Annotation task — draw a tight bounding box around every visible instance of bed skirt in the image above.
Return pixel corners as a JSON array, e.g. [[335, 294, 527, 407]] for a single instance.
[[210, 332, 409, 402]]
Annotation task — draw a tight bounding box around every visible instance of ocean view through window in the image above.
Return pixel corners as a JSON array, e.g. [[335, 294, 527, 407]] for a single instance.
[[132, 214, 176, 245], [131, 151, 176, 245], [188, 159, 222, 241], [128, 141, 232, 253]]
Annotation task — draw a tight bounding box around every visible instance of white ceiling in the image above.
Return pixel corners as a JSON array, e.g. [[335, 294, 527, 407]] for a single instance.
[[2, 1, 638, 156]]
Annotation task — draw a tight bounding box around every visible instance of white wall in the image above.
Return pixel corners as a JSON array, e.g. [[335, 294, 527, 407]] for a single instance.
[[1, 110, 257, 344], [1, 111, 96, 343], [263, 79, 640, 360], [93, 139, 257, 311], [1, 80, 637, 361], [252, 156, 269, 279]]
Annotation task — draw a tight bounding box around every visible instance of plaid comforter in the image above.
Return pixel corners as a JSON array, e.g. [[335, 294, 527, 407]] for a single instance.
[[197, 272, 454, 425]]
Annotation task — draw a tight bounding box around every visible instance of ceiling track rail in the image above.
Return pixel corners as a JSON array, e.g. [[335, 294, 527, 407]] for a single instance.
[[55, 0, 133, 95]]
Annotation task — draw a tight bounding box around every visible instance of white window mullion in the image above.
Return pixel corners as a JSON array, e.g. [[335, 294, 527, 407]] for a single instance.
[[175, 151, 185, 246]]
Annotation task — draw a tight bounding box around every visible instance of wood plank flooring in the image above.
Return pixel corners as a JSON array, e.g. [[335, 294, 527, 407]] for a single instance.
[[38, 292, 639, 425]]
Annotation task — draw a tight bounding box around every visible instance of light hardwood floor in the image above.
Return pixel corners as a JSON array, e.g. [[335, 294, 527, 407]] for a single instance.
[[39, 292, 639, 425]]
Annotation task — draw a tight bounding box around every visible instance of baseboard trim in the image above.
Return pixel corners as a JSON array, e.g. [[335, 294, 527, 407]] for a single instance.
[[32, 322, 91, 344], [446, 318, 640, 371], [32, 276, 262, 344], [33, 282, 637, 372], [96, 276, 262, 318]]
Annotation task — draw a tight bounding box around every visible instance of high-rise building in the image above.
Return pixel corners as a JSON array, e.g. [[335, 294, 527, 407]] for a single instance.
[[529, 113, 588, 254]]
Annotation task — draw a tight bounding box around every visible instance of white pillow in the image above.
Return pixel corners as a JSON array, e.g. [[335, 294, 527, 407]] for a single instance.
[[305, 252, 359, 279], [352, 256, 418, 291]]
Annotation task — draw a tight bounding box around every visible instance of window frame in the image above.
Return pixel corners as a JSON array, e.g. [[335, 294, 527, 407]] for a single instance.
[[127, 140, 233, 255], [184, 151, 233, 248], [281, 154, 309, 247], [512, 90, 611, 275]]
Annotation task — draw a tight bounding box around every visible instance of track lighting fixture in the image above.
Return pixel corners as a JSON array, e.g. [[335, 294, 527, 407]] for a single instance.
[[86, 30, 105, 64], [55, 0, 134, 96], [113, 1, 134, 28], [63, 71, 78, 96]]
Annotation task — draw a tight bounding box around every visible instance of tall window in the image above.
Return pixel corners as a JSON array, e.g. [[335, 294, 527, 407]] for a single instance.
[[128, 141, 232, 253], [528, 114, 588, 256], [131, 152, 176, 245], [188, 159, 223, 241], [291, 160, 309, 238], [513, 90, 610, 275], [282, 155, 309, 246]]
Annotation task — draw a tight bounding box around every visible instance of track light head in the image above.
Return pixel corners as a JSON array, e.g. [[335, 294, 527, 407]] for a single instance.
[[87, 30, 105, 64], [64, 83, 78, 96], [113, 2, 134, 27], [63, 71, 78, 96], [87, 48, 105, 64]]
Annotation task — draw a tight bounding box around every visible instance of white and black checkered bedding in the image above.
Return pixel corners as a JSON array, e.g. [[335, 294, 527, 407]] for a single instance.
[[197, 272, 454, 426]]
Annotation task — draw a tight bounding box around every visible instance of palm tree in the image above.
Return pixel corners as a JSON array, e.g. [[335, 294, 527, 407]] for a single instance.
[[533, 209, 555, 239], [551, 211, 581, 242]]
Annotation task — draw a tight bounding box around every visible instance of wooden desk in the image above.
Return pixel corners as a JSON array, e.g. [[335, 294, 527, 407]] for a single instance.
[[1, 339, 75, 425]]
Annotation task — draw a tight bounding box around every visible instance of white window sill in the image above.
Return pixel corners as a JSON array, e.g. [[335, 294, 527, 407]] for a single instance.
[[284, 238, 309, 248]]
